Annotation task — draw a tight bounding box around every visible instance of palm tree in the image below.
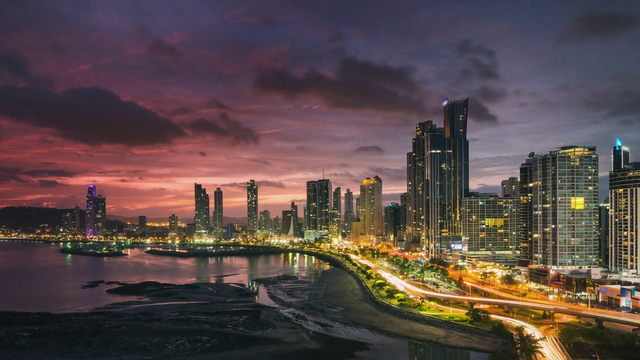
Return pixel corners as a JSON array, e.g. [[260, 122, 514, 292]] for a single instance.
[[514, 326, 543, 360]]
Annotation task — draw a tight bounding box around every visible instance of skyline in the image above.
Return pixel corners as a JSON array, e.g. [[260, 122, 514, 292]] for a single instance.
[[2, 1, 640, 218]]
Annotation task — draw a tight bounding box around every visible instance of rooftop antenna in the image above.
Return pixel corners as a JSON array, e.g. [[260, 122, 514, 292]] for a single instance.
[[322, 167, 325, 180]]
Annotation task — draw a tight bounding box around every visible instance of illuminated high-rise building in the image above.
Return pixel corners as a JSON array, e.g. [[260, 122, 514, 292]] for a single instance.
[[282, 210, 292, 236], [609, 138, 640, 274], [524, 146, 599, 269], [360, 176, 383, 238], [273, 215, 282, 236], [462, 195, 519, 252], [501, 177, 519, 198], [138, 216, 146, 233], [214, 187, 223, 231], [86, 185, 106, 237], [408, 98, 469, 254], [384, 202, 402, 243], [519, 158, 534, 263], [247, 180, 258, 233], [259, 210, 271, 233], [169, 214, 179, 236], [344, 189, 354, 233], [194, 183, 210, 236], [613, 136, 630, 171], [290, 202, 299, 236], [306, 179, 332, 231]]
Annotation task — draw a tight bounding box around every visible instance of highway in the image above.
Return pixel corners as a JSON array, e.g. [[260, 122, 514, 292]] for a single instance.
[[351, 255, 570, 360], [352, 255, 640, 328]]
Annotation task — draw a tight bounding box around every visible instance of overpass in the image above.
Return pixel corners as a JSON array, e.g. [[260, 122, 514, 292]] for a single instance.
[[355, 256, 640, 329]]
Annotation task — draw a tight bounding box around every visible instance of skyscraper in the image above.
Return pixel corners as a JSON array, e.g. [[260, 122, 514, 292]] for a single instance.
[[613, 136, 630, 171], [384, 202, 402, 243], [524, 146, 599, 269], [282, 210, 292, 236], [408, 98, 469, 255], [360, 176, 383, 238], [306, 179, 332, 231], [400, 193, 408, 240], [214, 187, 223, 232], [519, 157, 534, 264], [194, 183, 210, 237], [291, 202, 299, 236], [74, 205, 80, 234], [86, 185, 106, 237], [599, 203, 609, 268], [138, 216, 146, 233], [259, 210, 271, 233], [273, 215, 282, 236], [344, 189, 354, 233], [609, 152, 640, 274], [169, 214, 178, 236], [247, 180, 258, 234], [331, 187, 342, 238], [462, 195, 519, 252], [501, 177, 519, 198]]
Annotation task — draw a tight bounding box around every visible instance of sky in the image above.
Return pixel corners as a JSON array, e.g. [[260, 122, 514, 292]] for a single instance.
[[1, 0, 640, 220]]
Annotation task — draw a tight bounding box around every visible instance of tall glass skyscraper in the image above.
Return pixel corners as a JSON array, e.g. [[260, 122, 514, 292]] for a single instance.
[[525, 146, 599, 269], [360, 176, 383, 238], [306, 179, 332, 231], [194, 183, 210, 236], [609, 138, 640, 275], [613, 136, 630, 171], [86, 185, 106, 237], [344, 189, 354, 234], [214, 187, 223, 232], [407, 98, 469, 255], [247, 180, 258, 233]]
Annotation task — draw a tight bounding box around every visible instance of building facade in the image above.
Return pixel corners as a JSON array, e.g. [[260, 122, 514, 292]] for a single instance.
[[247, 180, 258, 233], [501, 177, 519, 198], [306, 179, 332, 231], [344, 189, 354, 234], [462, 195, 519, 252], [259, 210, 271, 233], [525, 146, 599, 269], [214, 187, 223, 232], [194, 183, 210, 236], [169, 214, 178, 236], [609, 164, 640, 275], [360, 176, 383, 237], [384, 202, 402, 243], [86, 185, 106, 237]]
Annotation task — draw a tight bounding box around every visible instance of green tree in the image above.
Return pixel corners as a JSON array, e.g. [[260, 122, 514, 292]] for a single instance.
[[514, 326, 543, 360], [466, 308, 491, 323], [502, 273, 518, 289]]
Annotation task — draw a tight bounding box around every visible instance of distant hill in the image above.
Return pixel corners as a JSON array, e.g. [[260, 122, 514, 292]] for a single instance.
[[0, 206, 125, 231]]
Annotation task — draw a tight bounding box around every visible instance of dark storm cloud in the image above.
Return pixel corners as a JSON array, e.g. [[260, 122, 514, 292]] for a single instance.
[[473, 86, 507, 104], [146, 39, 183, 63], [38, 179, 67, 187], [0, 85, 186, 146], [253, 57, 428, 116], [206, 98, 232, 110], [455, 39, 499, 80], [567, 12, 639, 41], [369, 167, 405, 181], [469, 98, 498, 122], [22, 169, 76, 178], [49, 41, 67, 55], [185, 113, 260, 144], [255, 11, 278, 29], [354, 145, 385, 154], [169, 106, 193, 116], [0, 166, 26, 184], [582, 88, 640, 120], [0, 51, 32, 82], [199, 151, 207, 156]]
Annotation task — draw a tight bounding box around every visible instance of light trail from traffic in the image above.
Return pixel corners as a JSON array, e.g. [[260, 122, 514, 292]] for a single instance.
[[351, 255, 570, 359], [350, 255, 640, 327]]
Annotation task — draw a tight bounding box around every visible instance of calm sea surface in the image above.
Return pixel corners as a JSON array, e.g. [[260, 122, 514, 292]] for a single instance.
[[0, 241, 489, 360], [0, 241, 329, 312]]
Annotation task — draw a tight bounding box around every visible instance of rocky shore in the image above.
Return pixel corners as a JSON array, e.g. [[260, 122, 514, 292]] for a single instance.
[[0, 281, 371, 360]]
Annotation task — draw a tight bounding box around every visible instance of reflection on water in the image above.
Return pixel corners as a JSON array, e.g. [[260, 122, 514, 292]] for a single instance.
[[0, 241, 328, 312]]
